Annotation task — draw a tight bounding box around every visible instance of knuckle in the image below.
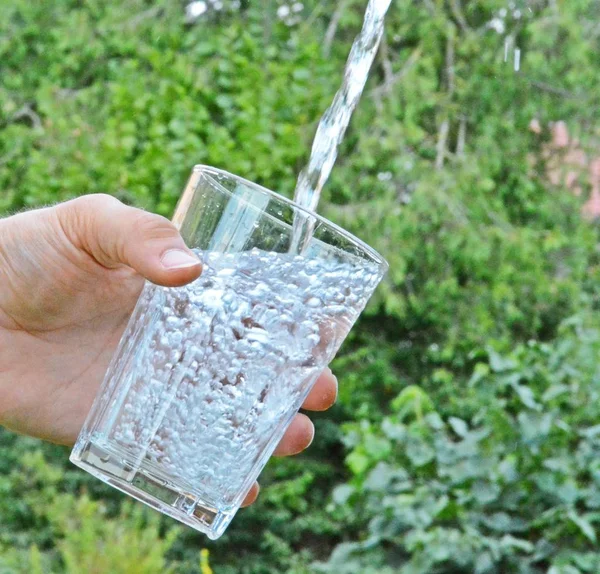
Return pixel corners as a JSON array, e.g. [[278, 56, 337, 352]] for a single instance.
[[57, 194, 121, 245], [131, 212, 179, 242], [56, 197, 124, 261], [75, 193, 122, 212]]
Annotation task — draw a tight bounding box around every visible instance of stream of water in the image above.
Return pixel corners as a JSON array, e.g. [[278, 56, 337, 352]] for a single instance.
[[290, 0, 392, 251]]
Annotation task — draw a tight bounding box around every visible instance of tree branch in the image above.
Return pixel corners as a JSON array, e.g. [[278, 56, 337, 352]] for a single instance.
[[262, 0, 273, 47], [529, 80, 579, 99], [436, 119, 450, 170], [323, 0, 350, 57], [446, 30, 455, 96], [449, 0, 471, 34], [436, 31, 455, 170], [11, 105, 43, 130], [300, 0, 326, 34], [457, 116, 467, 157], [123, 5, 164, 28], [379, 34, 394, 87], [422, 0, 436, 16], [370, 47, 422, 98]]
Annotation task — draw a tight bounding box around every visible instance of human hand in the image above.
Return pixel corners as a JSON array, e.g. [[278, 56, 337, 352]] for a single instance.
[[0, 194, 337, 506]]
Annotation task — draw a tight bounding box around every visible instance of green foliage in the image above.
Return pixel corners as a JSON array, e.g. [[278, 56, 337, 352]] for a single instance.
[[1, 0, 600, 572], [317, 317, 600, 573], [0, 0, 336, 214], [0, 451, 195, 573], [50, 496, 180, 574]]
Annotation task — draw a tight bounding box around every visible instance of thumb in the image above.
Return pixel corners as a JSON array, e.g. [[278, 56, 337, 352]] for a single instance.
[[55, 194, 202, 287]]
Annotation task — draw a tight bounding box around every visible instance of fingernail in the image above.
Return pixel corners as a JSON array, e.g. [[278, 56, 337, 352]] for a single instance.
[[306, 422, 315, 449], [161, 249, 201, 270]]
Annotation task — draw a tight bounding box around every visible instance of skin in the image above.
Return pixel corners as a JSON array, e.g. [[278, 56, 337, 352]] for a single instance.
[[0, 194, 338, 507]]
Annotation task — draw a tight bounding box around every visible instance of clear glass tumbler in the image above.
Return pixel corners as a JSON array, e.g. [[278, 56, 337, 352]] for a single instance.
[[70, 165, 388, 539]]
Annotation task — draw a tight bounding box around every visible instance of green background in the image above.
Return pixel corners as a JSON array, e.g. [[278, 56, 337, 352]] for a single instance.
[[2, 1, 600, 572]]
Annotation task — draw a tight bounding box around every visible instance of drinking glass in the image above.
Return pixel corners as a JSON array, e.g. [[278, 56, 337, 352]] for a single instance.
[[70, 165, 388, 539]]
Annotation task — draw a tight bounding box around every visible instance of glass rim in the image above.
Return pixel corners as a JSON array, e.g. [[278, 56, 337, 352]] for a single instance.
[[192, 164, 389, 271]]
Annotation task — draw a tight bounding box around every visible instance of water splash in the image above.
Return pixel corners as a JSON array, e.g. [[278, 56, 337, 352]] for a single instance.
[[290, 0, 392, 251]]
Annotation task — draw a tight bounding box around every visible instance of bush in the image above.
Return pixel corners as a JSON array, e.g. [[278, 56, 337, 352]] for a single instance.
[[317, 316, 600, 573], [0, 451, 202, 573]]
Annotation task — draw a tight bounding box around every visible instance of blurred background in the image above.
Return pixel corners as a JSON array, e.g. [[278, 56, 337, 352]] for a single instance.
[[2, 0, 600, 572]]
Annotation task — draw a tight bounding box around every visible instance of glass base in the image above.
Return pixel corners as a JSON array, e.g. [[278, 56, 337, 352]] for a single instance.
[[70, 438, 235, 540]]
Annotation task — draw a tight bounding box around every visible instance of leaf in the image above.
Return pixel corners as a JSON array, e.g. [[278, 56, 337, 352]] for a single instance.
[[481, 512, 528, 533], [29, 545, 44, 574], [543, 458, 571, 473], [363, 435, 392, 460], [499, 535, 534, 553], [215, 94, 234, 110], [569, 511, 597, 544], [518, 412, 553, 444], [487, 348, 516, 373], [346, 451, 369, 476], [332, 485, 354, 505], [363, 463, 392, 492], [292, 68, 311, 81], [472, 480, 501, 504], [363, 462, 411, 492], [533, 473, 580, 504], [317, 542, 363, 568], [474, 551, 495, 574], [405, 433, 435, 467], [381, 419, 406, 441], [572, 552, 600, 571], [391, 385, 434, 422], [468, 363, 490, 388], [542, 384, 570, 402], [548, 567, 582, 574], [579, 425, 600, 439], [513, 384, 540, 410], [425, 412, 444, 430], [448, 417, 469, 437]]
